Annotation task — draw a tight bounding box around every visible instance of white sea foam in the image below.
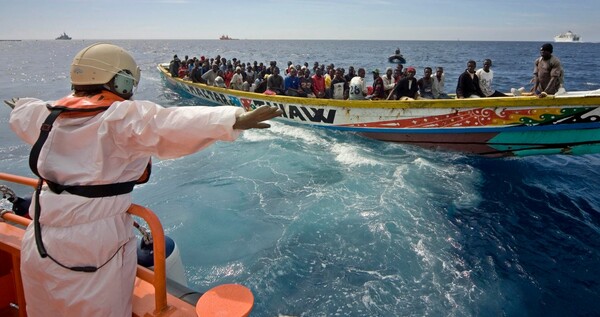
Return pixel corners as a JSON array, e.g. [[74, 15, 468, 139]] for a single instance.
[[330, 143, 382, 167], [241, 128, 279, 142], [267, 121, 327, 146]]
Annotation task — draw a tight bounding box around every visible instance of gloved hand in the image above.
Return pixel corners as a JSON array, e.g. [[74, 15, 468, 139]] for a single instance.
[[3, 98, 19, 109], [233, 106, 282, 130]]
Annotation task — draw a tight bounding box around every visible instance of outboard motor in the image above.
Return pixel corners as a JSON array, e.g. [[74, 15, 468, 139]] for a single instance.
[[134, 222, 187, 286]]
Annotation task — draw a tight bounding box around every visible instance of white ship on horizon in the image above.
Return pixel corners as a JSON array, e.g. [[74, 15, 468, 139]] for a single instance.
[[554, 31, 580, 42]]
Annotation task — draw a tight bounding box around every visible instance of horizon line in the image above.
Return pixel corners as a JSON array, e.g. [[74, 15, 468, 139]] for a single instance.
[[1, 38, 595, 43]]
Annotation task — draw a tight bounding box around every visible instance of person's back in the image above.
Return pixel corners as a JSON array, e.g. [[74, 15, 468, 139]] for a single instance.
[[8, 43, 281, 317], [169, 55, 180, 77], [348, 68, 368, 100], [348, 76, 365, 100]]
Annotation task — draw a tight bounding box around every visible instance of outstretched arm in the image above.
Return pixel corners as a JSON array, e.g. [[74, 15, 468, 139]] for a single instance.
[[233, 106, 282, 130]]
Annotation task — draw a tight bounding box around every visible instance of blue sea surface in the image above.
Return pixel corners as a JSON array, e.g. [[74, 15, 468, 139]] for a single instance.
[[1, 40, 600, 316]]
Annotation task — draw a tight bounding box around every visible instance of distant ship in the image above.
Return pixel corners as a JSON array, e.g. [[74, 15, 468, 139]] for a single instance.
[[55, 32, 72, 40], [219, 34, 237, 40], [554, 31, 580, 42]]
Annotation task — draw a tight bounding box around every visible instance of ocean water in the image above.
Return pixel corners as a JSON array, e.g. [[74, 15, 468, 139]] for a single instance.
[[1, 40, 600, 317]]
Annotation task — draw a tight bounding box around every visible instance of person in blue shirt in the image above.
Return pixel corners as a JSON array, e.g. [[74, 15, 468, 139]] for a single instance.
[[284, 67, 304, 97]]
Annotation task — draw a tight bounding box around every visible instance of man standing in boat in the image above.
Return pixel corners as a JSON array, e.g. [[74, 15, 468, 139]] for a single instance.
[[533, 43, 564, 96], [7, 42, 281, 317]]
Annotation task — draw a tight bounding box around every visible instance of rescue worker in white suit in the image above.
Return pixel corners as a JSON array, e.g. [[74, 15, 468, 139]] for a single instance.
[[7, 43, 281, 317]]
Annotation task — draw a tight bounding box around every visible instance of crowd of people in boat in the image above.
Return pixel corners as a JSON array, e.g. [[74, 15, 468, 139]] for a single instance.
[[167, 43, 563, 101]]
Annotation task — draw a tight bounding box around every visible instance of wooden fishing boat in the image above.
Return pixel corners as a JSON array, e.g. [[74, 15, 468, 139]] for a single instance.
[[158, 63, 600, 157], [0, 172, 254, 317]]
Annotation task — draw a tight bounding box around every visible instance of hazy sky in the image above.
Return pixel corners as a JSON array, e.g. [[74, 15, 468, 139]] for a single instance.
[[1, 0, 599, 42]]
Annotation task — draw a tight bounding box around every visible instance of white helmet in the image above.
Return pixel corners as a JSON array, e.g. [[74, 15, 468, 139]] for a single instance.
[[70, 43, 141, 88]]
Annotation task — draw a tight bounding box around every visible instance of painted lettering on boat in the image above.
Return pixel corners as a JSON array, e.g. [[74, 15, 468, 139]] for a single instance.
[[175, 82, 336, 124], [179, 83, 235, 106], [280, 105, 336, 123], [251, 101, 336, 124]]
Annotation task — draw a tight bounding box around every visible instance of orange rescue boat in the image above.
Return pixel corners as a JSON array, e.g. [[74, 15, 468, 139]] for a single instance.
[[0, 172, 254, 317]]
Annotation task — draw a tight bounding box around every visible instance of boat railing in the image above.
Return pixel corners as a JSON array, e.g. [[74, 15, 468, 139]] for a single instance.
[[1, 172, 255, 316], [0, 173, 170, 314]]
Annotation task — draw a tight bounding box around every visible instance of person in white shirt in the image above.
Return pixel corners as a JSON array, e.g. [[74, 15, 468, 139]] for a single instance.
[[432, 67, 451, 99], [229, 66, 244, 90], [382, 67, 395, 97], [476, 59, 507, 97], [348, 68, 368, 100]]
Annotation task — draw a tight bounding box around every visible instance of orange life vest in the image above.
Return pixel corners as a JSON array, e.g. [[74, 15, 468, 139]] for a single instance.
[[31, 90, 151, 197], [51, 90, 125, 117]]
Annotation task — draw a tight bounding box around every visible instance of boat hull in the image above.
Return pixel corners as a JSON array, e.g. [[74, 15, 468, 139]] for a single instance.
[[554, 38, 580, 42], [158, 64, 600, 157], [554, 31, 581, 42]]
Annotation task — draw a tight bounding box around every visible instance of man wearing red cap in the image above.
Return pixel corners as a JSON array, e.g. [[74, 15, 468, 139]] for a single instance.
[[392, 66, 419, 100]]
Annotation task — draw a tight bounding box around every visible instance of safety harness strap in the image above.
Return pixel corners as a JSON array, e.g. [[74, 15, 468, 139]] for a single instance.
[[29, 107, 139, 198], [29, 108, 61, 178], [29, 105, 141, 272]]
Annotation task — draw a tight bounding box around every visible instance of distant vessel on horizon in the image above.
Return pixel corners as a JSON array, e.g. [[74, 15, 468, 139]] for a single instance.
[[554, 31, 580, 42], [55, 32, 71, 40], [219, 34, 236, 40]]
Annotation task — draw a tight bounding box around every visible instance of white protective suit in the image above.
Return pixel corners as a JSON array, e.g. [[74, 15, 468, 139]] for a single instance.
[[9, 97, 243, 317]]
